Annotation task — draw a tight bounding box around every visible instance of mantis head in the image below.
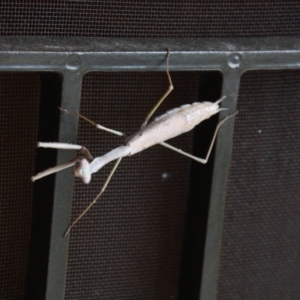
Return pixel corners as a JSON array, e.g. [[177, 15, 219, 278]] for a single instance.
[[74, 158, 92, 184]]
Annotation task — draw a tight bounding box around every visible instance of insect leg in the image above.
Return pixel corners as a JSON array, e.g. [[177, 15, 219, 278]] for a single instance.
[[59, 111, 126, 234], [60, 107, 125, 137], [31, 142, 94, 181], [64, 157, 122, 236], [31, 158, 80, 182], [140, 49, 174, 129], [160, 111, 238, 164], [37, 142, 93, 161], [60, 51, 173, 135]]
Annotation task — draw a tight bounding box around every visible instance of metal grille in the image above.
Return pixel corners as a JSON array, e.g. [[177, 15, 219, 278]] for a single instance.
[[65, 72, 203, 299], [0, 74, 40, 300], [217, 70, 300, 299], [1, 0, 300, 37], [0, 1, 300, 300]]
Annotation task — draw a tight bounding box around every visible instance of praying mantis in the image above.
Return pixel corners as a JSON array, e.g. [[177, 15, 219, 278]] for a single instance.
[[32, 50, 237, 236]]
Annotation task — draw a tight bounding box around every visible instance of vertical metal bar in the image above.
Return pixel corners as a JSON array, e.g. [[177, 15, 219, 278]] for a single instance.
[[45, 71, 82, 300], [200, 69, 241, 300]]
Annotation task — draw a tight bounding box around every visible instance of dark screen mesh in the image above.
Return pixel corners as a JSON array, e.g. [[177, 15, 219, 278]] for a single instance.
[[65, 72, 202, 299], [1, 0, 300, 37], [0, 74, 40, 300], [217, 70, 300, 299]]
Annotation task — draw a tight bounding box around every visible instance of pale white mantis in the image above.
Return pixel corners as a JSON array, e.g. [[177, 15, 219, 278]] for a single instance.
[[32, 51, 237, 235]]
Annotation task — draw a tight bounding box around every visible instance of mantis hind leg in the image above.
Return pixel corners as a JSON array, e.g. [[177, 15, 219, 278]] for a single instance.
[[160, 111, 238, 164], [140, 49, 174, 129]]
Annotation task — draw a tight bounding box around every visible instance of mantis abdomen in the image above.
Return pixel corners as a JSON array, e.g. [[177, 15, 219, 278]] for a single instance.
[[86, 101, 223, 180]]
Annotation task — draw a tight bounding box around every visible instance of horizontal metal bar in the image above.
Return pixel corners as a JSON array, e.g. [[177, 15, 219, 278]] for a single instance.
[[0, 38, 300, 72]]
